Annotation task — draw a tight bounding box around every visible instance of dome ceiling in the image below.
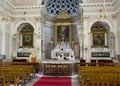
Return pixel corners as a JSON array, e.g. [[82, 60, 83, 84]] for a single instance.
[[45, 0, 80, 17]]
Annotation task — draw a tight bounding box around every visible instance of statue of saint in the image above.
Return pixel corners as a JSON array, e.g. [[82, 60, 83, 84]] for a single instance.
[[29, 52, 36, 62]]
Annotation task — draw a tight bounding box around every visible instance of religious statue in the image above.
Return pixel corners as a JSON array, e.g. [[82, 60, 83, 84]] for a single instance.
[[29, 52, 36, 62]]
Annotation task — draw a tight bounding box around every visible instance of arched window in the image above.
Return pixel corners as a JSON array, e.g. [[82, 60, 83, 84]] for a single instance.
[[17, 23, 34, 48], [91, 21, 109, 48]]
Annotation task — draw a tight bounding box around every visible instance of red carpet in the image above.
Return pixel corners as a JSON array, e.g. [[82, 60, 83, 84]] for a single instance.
[[33, 76, 72, 86]]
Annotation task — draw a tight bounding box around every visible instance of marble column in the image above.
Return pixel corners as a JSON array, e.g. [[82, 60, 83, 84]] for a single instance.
[[83, 15, 89, 62], [35, 17, 42, 62], [0, 22, 6, 56]]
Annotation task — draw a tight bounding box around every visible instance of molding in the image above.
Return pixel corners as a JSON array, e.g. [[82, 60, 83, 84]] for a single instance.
[[83, 15, 89, 20], [14, 6, 41, 10], [80, 2, 112, 7], [1, 0, 118, 11]]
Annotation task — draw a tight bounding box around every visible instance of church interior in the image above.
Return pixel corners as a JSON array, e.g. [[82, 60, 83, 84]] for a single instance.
[[0, 0, 120, 86]]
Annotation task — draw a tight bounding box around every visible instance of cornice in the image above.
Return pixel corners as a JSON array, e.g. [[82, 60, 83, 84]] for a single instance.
[[1, 0, 116, 10], [80, 2, 112, 7], [14, 6, 41, 10]]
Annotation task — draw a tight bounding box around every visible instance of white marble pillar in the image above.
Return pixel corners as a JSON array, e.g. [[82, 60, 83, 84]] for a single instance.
[[0, 22, 6, 56], [10, 22, 16, 58], [35, 19, 42, 62], [78, 29, 84, 59], [111, 15, 117, 58], [83, 15, 89, 61]]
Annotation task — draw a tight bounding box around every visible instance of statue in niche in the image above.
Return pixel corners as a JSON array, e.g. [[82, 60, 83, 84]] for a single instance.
[[29, 52, 36, 62]]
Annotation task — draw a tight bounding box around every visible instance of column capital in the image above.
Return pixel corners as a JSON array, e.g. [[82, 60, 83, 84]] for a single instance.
[[83, 15, 89, 21]]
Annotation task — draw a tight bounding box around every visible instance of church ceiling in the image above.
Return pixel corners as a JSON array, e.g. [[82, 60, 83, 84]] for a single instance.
[[45, 0, 80, 16], [7, 0, 114, 6], [8, 0, 39, 6]]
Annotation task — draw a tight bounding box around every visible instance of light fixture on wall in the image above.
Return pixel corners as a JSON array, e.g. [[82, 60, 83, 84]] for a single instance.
[[35, 16, 41, 22], [0, 9, 15, 22], [0, 0, 15, 22], [0, 10, 10, 22]]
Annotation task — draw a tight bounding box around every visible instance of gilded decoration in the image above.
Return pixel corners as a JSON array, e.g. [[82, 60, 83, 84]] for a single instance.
[[19, 23, 34, 48], [22, 32, 33, 48], [56, 10, 71, 19], [91, 21, 108, 48], [54, 11, 72, 46]]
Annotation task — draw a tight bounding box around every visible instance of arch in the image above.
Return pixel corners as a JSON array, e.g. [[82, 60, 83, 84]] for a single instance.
[[90, 20, 110, 48], [89, 20, 113, 32], [17, 23, 34, 32], [15, 21, 35, 48], [14, 21, 36, 33], [91, 21, 110, 31]]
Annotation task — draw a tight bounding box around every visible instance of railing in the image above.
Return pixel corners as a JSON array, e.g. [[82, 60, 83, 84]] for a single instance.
[[41, 63, 77, 76]]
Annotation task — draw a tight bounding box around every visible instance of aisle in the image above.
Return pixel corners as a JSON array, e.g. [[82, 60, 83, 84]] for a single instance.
[[25, 74, 80, 86], [33, 76, 72, 86]]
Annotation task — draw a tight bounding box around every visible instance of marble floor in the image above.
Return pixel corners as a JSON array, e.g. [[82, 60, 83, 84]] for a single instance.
[[10, 74, 81, 86]]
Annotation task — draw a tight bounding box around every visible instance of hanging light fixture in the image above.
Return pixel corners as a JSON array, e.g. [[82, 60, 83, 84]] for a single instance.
[[98, 0, 110, 20]]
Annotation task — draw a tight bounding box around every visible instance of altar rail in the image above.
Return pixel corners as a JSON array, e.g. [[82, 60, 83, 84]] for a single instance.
[[41, 63, 77, 76]]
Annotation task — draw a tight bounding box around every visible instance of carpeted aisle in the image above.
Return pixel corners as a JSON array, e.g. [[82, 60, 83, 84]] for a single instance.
[[33, 76, 72, 86]]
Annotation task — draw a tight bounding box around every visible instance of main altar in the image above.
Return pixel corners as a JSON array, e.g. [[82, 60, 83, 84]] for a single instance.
[[51, 11, 75, 60]]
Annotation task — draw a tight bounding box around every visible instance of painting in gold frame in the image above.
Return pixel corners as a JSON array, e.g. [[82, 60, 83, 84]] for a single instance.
[[57, 26, 69, 42], [22, 34, 33, 47], [93, 33, 105, 47]]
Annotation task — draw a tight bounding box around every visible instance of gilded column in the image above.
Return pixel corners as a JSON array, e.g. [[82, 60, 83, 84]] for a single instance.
[[69, 24, 72, 44], [54, 25, 57, 46]]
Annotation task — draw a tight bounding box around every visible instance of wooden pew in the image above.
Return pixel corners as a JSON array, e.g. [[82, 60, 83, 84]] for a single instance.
[[0, 65, 35, 86], [78, 66, 120, 86], [0, 76, 10, 86]]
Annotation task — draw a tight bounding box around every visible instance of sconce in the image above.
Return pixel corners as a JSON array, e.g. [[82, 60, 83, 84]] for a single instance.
[[34, 16, 41, 22], [34, 32, 41, 39], [0, 10, 15, 22], [13, 34, 16, 40]]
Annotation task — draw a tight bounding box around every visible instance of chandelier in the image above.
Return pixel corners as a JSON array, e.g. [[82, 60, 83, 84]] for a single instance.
[[98, 0, 110, 20]]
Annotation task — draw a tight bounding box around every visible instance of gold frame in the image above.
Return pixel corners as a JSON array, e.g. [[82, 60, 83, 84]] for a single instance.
[[54, 11, 73, 46], [92, 31, 106, 48], [22, 32, 34, 48]]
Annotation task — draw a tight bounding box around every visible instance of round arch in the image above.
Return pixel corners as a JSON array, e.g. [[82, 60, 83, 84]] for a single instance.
[[91, 21, 110, 31], [14, 21, 36, 33], [89, 19, 113, 32]]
